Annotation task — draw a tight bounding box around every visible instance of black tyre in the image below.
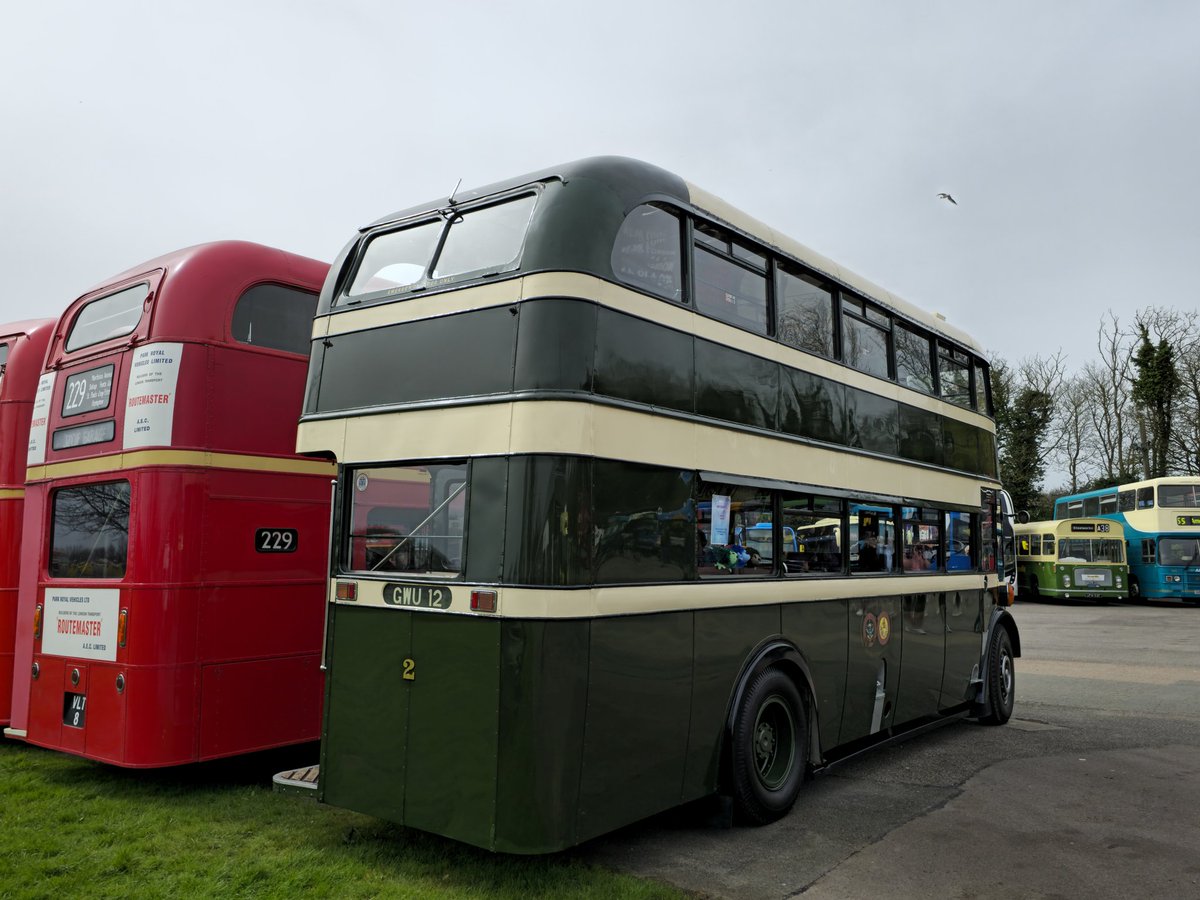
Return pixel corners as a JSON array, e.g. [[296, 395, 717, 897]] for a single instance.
[[1128, 576, 1141, 602], [980, 627, 1015, 726], [1028, 577, 1040, 601], [730, 667, 807, 824]]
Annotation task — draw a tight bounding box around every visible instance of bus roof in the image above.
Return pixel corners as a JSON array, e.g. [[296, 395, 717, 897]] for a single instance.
[[359, 156, 983, 355], [1015, 518, 1126, 537], [0, 318, 55, 399], [50, 241, 327, 364]]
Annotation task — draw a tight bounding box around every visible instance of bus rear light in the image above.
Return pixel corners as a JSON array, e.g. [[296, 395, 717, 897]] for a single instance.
[[335, 581, 358, 601], [115, 673, 126, 693], [118, 609, 129, 648], [33, 603, 43, 640], [471, 590, 497, 613]]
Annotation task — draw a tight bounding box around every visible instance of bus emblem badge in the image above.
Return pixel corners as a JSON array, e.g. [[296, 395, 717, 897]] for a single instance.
[[863, 613, 877, 648], [878, 614, 891, 646]]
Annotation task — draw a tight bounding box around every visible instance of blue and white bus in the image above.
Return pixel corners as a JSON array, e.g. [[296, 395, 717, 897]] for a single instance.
[[1054, 477, 1200, 602]]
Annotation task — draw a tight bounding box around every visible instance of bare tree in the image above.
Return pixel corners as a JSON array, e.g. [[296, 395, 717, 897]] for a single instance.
[[1055, 374, 1096, 492]]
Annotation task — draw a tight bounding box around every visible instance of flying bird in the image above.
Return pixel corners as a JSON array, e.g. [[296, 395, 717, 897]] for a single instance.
[[936, 192, 958, 205]]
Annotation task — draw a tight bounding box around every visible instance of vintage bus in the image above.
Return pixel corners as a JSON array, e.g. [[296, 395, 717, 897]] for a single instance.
[[1054, 477, 1200, 602], [1014, 518, 1128, 601], [0, 319, 56, 727], [297, 157, 1020, 852], [4, 242, 336, 766]]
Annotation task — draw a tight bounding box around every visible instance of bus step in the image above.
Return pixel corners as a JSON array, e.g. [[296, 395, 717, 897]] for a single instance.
[[273, 764, 320, 797]]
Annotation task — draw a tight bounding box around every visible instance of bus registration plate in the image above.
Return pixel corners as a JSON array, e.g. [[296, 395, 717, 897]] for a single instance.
[[63, 693, 87, 728], [383, 584, 452, 610]]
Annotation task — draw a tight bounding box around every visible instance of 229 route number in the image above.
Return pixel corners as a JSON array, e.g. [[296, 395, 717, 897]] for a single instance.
[[255, 528, 298, 553]]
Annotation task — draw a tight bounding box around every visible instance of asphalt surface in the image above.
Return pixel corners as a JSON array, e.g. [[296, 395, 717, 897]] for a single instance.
[[581, 600, 1200, 899]]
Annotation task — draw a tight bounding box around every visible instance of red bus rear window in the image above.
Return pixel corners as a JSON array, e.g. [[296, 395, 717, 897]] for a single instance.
[[66, 284, 148, 352], [50, 482, 131, 578]]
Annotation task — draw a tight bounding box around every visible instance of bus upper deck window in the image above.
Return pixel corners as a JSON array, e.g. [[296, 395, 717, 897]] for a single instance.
[[231, 284, 318, 355], [432, 194, 536, 280], [776, 268, 834, 359], [1158, 483, 1200, 508], [611, 204, 683, 302], [347, 220, 443, 299], [1137, 487, 1155, 509], [65, 283, 148, 352]]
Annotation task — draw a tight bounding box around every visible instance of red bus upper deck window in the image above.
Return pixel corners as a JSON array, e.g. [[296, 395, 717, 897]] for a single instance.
[[65, 284, 149, 353], [231, 284, 318, 356]]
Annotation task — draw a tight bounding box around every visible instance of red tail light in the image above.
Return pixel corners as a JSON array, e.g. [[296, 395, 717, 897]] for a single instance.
[[470, 590, 497, 613], [33, 603, 43, 640], [335, 581, 358, 601], [118, 608, 129, 648]]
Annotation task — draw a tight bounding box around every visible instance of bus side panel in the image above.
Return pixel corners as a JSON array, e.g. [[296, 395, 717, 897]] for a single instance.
[[683, 604, 782, 799], [199, 655, 321, 759], [840, 595, 903, 744], [892, 592, 945, 726], [494, 619, 590, 854], [0, 495, 20, 723], [194, 469, 329, 662], [403, 612, 501, 850], [171, 344, 310, 459], [320, 605, 412, 823], [782, 598, 850, 754], [7, 484, 50, 734], [941, 589, 986, 709], [575, 612, 693, 845]]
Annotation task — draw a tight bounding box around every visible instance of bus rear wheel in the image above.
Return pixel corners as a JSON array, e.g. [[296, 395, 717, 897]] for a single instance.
[[730, 667, 807, 824], [980, 627, 1015, 726], [1128, 577, 1141, 601]]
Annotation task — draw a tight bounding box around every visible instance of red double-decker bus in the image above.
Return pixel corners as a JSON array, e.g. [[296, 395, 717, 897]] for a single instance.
[[4, 241, 334, 766], [0, 319, 56, 727]]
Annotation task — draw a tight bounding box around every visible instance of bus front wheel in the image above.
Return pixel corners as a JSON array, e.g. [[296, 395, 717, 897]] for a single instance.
[[730, 667, 808, 824], [980, 628, 1016, 726], [1128, 577, 1141, 601]]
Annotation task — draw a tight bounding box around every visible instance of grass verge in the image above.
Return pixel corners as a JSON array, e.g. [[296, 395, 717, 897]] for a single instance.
[[0, 737, 684, 900]]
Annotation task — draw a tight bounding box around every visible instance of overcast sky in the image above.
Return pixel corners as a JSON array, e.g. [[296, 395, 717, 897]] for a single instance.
[[3, 1, 1197, 374]]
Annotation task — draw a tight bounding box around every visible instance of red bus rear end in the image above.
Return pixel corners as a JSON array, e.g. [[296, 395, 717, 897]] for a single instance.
[[7, 241, 333, 766], [0, 319, 55, 726]]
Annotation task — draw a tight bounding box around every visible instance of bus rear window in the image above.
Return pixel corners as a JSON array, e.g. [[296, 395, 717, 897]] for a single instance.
[[346, 464, 466, 575], [50, 481, 130, 578], [66, 284, 148, 352]]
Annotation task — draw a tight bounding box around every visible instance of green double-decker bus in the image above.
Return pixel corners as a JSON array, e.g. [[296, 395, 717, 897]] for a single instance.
[[297, 157, 1020, 853], [1015, 518, 1128, 601]]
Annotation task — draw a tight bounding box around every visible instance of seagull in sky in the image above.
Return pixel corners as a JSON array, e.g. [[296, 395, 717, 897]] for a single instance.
[[936, 192, 958, 205]]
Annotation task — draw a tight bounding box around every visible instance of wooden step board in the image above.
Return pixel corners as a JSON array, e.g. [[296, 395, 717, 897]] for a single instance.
[[272, 764, 320, 796]]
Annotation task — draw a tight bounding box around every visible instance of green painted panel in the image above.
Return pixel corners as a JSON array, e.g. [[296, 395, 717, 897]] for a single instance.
[[892, 593, 945, 724], [320, 605, 411, 822], [840, 595, 903, 743], [781, 599, 849, 752], [577, 612, 693, 843], [494, 620, 591, 853], [513, 299, 596, 392], [941, 589, 985, 709], [683, 605, 782, 798], [404, 613, 502, 849]]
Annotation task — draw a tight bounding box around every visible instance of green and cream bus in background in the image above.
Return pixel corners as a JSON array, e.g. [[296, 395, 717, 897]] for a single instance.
[[1015, 518, 1128, 601], [294, 157, 1020, 853]]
